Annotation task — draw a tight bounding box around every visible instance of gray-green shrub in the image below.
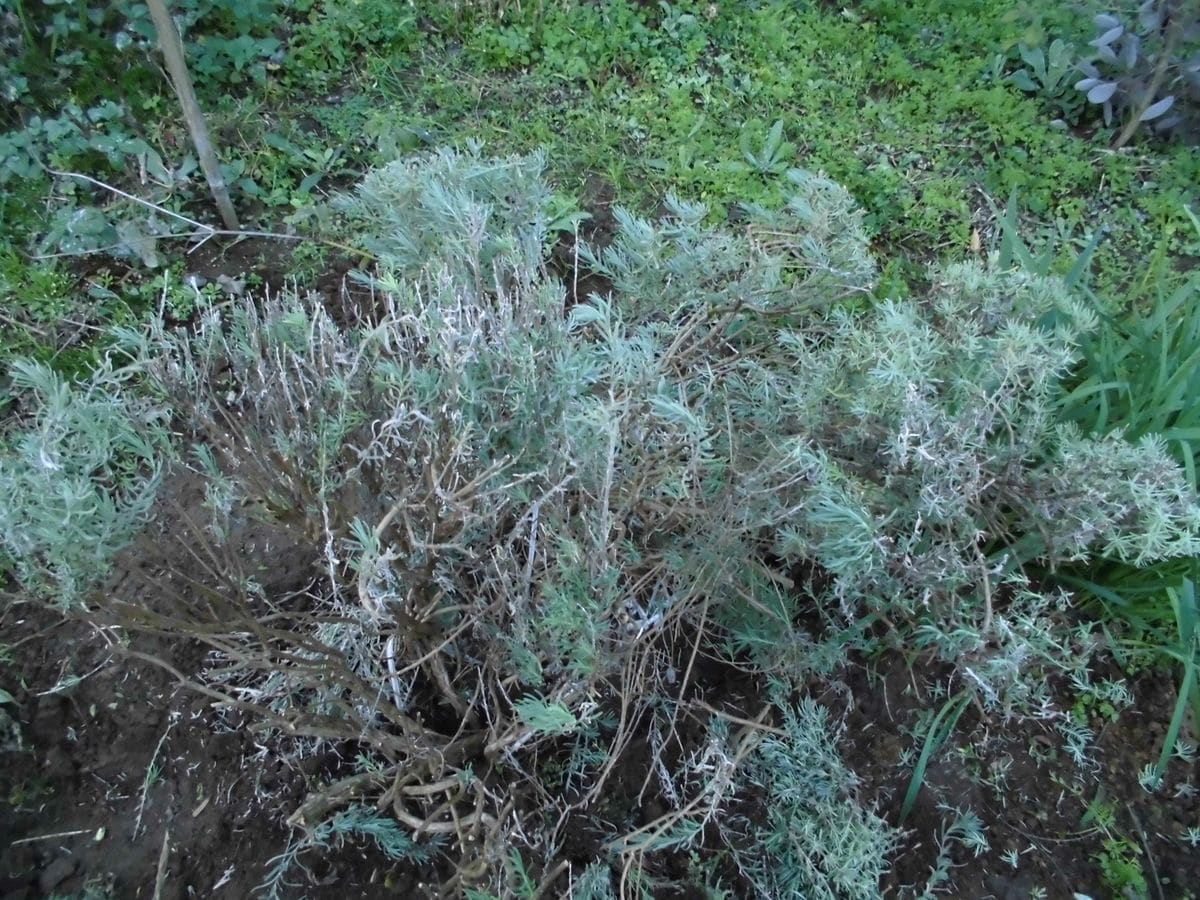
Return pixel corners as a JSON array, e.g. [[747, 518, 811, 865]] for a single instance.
[[5, 146, 1199, 895]]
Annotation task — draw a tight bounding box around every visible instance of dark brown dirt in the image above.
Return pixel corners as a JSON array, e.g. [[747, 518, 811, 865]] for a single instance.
[[0, 470, 393, 899], [839, 655, 1200, 899], [178, 236, 292, 293], [9, 602, 1196, 899], [3, 611, 289, 899]]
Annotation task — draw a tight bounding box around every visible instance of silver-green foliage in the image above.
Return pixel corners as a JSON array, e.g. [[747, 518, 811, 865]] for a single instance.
[[736, 695, 894, 900], [335, 141, 554, 293], [0, 358, 166, 607], [122, 153, 894, 748], [580, 166, 875, 326], [755, 263, 1200, 590], [259, 804, 437, 900], [570, 863, 618, 900], [118, 220, 591, 718], [580, 178, 1200, 703], [108, 150, 901, 892]]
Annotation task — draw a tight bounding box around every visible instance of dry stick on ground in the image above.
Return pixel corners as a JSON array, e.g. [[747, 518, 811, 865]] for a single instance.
[[634, 593, 710, 806], [152, 828, 171, 900], [1127, 804, 1166, 900], [42, 171, 372, 262], [134, 720, 173, 839], [144, 0, 239, 230], [8, 829, 90, 846], [115, 564, 501, 824], [612, 706, 772, 896], [119, 644, 443, 763]]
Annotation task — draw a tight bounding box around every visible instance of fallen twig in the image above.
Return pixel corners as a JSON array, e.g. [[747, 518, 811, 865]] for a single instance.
[[9, 828, 89, 846], [45, 170, 373, 262], [134, 720, 173, 839], [152, 827, 170, 900]]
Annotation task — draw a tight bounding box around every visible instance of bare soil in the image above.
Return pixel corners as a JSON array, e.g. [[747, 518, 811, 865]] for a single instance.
[[843, 658, 1200, 899], [5, 593, 1195, 898], [0, 470, 388, 899]]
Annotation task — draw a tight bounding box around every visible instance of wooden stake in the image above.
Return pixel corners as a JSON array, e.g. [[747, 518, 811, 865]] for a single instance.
[[144, 0, 240, 230]]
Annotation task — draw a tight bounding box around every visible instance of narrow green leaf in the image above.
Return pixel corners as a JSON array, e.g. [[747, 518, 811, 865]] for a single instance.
[[1170, 579, 1197, 646], [765, 118, 785, 159], [1154, 652, 1194, 780], [1062, 227, 1104, 288], [900, 692, 970, 823]]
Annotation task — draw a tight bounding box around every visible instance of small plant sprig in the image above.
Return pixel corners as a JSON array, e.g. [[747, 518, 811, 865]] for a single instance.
[[1007, 39, 1086, 125], [729, 694, 894, 900], [258, 804, 439, 900], [723, 118, 795, 177]]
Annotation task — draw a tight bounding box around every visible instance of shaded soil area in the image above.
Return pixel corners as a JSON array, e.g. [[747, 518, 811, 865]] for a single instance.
[[6, 597, 1196, 898], [843, 657, 1200, 899], [0, 611, 352, 900], [0, 471, 387, 899]]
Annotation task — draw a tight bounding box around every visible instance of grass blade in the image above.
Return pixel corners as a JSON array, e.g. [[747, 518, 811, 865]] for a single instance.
[[900, 692, 970, 823], [1153, 651, 1195, 782]]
